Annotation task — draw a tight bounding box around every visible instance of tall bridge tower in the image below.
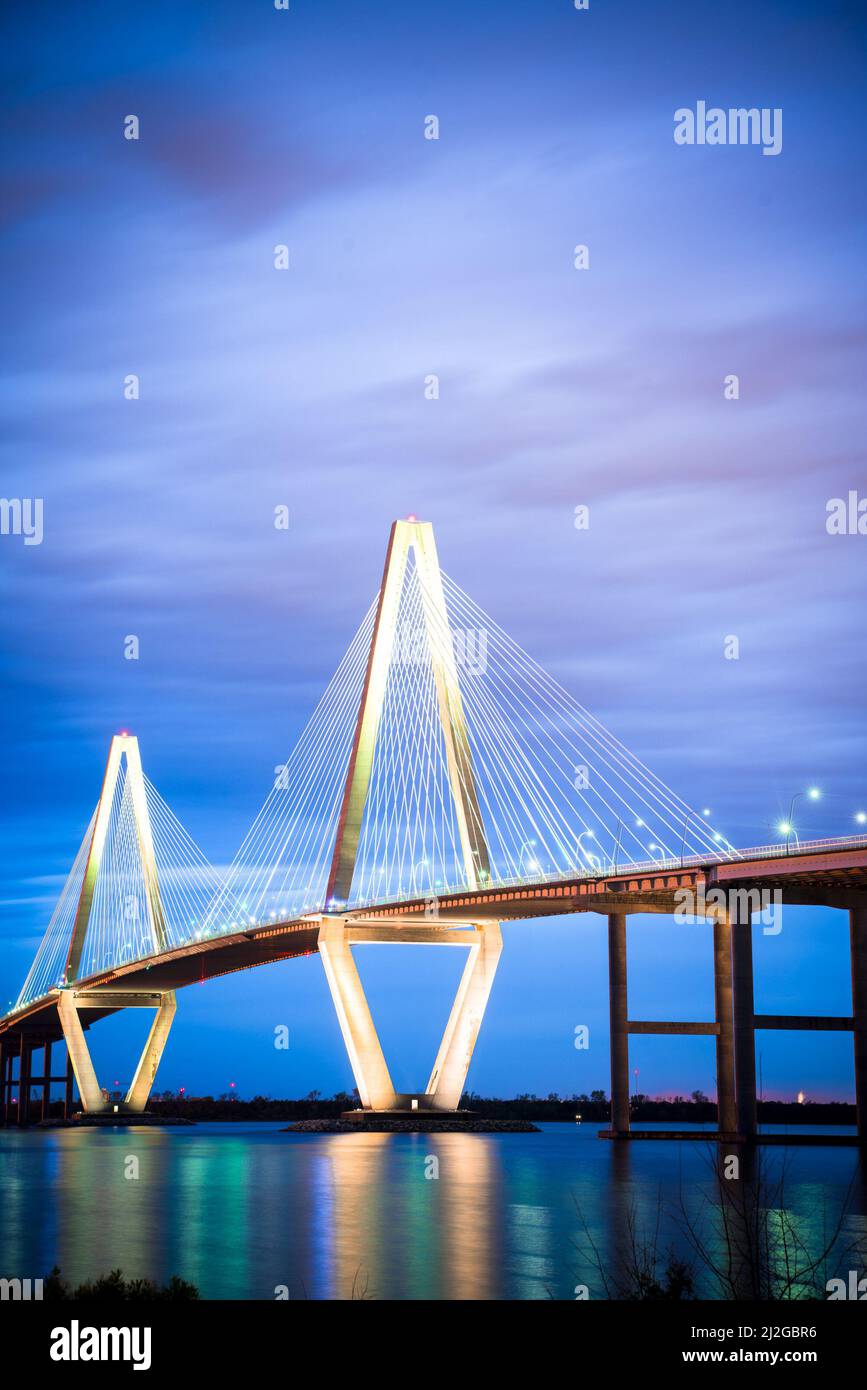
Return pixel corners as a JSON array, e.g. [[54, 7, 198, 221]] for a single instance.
[[319, 518, 502, 1112]]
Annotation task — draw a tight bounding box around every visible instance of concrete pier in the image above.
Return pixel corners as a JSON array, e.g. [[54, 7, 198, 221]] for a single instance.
[[851, 905, 867, 1139], [64, 1050, 74, 1119], [608, 913, 630, 1135], [713, 915, 737, 1134], [18, 1035, 31, 1125], [731, 900, 757, 1138], [41, 1039, 52, 1121]]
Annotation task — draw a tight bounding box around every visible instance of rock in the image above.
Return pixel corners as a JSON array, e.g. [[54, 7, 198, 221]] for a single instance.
[[283, 1117, 540, 1133]]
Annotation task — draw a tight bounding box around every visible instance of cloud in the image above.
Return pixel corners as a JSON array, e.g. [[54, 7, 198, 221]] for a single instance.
[[1, 0, 865, 1094]]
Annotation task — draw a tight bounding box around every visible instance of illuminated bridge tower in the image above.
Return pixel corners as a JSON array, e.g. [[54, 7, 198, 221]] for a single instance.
[[318, 518, 503, 1112], [56, 734, 177, 1114]]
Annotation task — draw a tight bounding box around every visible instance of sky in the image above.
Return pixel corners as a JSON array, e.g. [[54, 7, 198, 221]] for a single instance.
[[1, 0, 865, 1102]]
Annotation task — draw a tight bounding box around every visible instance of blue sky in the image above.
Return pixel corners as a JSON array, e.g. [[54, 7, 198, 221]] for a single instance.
[[1, 0, 865, 1100]]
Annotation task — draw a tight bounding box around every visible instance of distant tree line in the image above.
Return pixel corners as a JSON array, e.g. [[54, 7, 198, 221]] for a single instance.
[[142, 1089, 857, 1124]]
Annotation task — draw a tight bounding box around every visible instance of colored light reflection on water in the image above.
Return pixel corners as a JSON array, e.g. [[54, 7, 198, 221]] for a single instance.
[[0, 1123, 864, 1300]]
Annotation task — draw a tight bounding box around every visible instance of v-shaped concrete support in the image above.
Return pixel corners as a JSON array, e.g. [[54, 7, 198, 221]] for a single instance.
[[318, 916, 502, 1111], [56, 989, 176, 1115]]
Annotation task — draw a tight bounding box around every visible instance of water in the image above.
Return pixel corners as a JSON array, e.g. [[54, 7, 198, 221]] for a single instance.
[[1, 1122, 864, 1300]]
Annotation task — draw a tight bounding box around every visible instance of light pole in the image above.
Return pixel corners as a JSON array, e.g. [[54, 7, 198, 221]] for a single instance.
[[679, 813, 693, 868], [576, 831, 601, 872], [711, 831, 737, 857], [518, 840, 541, 878], [779, 788, 820, 855], [611, 818, 624, 874]]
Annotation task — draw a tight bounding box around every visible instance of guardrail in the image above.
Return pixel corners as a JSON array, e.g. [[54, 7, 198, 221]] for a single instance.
[[351, 832, 867, 908]]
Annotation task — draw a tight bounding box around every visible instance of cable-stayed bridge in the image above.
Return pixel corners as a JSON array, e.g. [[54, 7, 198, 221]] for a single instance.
[[2, 520, 866, 1140]]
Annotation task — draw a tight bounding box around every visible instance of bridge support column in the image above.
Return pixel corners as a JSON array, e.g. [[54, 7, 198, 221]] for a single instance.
[[57, 993, 106, 1113], [850, 905, 867, 1140], [4, 1045, 14, 1125], [64, 1050, 74, 1119], [124, 992, 176, 1113], [426, 922, 502, 1110], [608, 913, 630, 1135], [714, 915, 737, 1135], [731, 901, 757, 1138], [318, 918, 397, 1110], [318, 916, 502, 1112], [18, 1036, 32, 1125], [41, 1039, 52, 1121]]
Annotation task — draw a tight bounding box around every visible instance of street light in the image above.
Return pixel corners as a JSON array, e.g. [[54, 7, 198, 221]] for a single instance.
[[518, 840, 540, 875], [680, 813, 694, 867], [576, 831, 601, 872], [856, 812, 867, 826], [782, 788, 821, 854], [611, 818, 624, 873]]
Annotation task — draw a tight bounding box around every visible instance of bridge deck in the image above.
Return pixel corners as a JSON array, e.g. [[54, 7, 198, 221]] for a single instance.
[[2, 840, 866, 1044], [0, 920, 320, 1042]]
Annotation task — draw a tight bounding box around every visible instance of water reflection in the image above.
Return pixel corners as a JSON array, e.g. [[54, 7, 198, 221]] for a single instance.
[[318, 1131, 502, 1299], [0, 1124, 864, 1300]]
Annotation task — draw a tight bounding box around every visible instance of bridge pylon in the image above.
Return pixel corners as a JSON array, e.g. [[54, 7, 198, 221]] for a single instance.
[[64, 733, 167, 983], [56, 733, 176, 1115], [321, 519, 500, 1111], [326, 518, 490, 905]]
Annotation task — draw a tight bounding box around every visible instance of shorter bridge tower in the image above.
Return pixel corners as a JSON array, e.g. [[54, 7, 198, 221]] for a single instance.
[[56, 733, 177, 1115]]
